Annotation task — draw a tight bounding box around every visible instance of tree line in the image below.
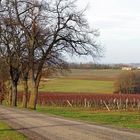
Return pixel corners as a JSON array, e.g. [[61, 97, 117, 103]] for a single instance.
[[68, 63, 129, 69], [0, 0, 101, 109]]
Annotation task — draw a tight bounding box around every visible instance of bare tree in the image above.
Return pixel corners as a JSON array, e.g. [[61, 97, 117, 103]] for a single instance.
[[0, 0, 101, 109], [0, 2, 26, 106]]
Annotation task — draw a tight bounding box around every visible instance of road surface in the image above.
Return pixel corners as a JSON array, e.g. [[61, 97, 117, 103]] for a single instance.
[[0, 106, 140, 140]]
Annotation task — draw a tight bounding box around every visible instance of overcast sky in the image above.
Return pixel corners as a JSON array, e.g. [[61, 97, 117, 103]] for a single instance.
[[74, 0, 140, 64]]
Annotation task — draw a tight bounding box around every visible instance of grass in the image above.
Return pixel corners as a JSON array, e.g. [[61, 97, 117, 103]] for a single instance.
[[37, 106, 140, 130], [0, 121, 27, 140], [18, 69, 120, 94], [39, 79, 114, 93]]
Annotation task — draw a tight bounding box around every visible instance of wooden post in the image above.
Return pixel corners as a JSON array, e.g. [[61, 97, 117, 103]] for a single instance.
[[117, 99, 120, 110], [125, 98, 128, 109], [67, 100, 72, 107], [103, 101, 110, 111], [84, 98, 87, 108]]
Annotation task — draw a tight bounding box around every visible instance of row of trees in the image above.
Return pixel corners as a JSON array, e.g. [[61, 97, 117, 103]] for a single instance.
[[0, 0, 101, 109], [68, 63, 130, 69], [68, 62, 138, 69], [68, 63, 112, 69]]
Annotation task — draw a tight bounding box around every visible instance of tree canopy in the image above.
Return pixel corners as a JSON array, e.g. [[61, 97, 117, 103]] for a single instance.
[[0, 0, 101, 109]]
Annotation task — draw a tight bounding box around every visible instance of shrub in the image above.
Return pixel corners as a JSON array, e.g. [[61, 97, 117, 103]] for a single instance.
[[114, 71, 140, 94]]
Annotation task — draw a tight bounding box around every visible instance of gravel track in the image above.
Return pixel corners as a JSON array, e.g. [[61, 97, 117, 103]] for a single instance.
[[0, 106, 140, 140]]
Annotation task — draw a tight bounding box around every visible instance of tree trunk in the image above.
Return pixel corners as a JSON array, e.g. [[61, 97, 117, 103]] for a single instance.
[[28, 80, 39, 110], [11, 82, 18, 106], [8, 84, 12, 106], [22, 80, 28, 108]]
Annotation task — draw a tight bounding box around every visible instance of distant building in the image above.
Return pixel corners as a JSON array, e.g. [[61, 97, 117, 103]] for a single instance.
[[137, 67, 140, 70], [122, 67, 132, 70]]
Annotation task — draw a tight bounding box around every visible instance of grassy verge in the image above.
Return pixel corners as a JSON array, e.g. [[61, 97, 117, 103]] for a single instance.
[[0, 121, 27, 140], [37, 106, 140, 130]]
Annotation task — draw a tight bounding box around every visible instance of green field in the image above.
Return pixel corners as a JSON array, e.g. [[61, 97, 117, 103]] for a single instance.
[[0, 121, 27, 140], [39, 79, 114, 93], [39, 69, 120, 93], [18, 69, 122, 94], [37, 106, 140, 130]]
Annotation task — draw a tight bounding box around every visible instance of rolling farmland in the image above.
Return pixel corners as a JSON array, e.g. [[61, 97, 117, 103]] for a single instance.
[[38, 69, 121, 94], [17, 69, 120, 94], [17, 69, 140, 110], [3, 69, 140, 131]]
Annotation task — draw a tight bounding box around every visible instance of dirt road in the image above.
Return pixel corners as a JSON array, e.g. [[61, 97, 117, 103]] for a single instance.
[[0, 106, 140, 140]]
